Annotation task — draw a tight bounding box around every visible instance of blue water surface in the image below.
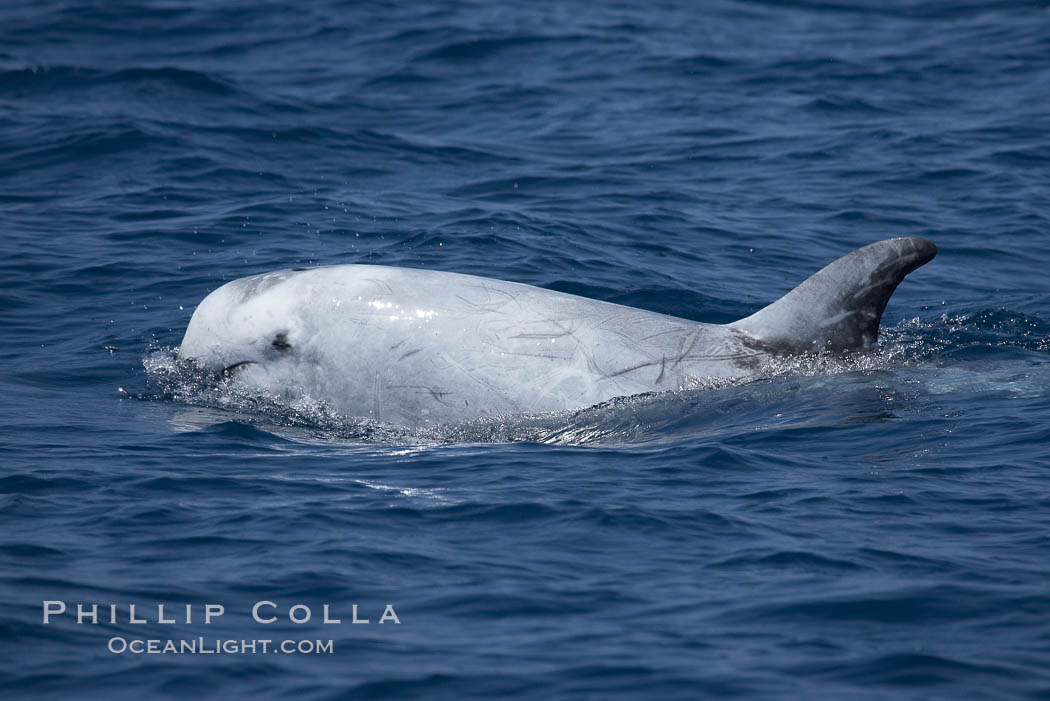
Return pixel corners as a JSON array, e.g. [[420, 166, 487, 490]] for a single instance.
[[2, 1, 1050, 699]]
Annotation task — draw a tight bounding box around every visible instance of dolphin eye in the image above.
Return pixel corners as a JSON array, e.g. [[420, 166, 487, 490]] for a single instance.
[[272, 333, 291, 353]]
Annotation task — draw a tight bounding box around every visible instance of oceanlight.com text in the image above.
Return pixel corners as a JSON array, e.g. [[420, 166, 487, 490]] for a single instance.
[[108, 637, 334, 655]]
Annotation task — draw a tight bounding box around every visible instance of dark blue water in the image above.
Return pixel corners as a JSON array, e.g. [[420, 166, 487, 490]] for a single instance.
[[3, 1, 1050, 698]]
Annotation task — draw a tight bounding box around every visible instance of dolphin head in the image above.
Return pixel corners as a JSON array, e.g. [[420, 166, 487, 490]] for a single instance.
[[177, 269, 316, 392]]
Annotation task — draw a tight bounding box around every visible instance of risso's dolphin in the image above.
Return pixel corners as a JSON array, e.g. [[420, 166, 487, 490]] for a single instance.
[[177, 238, 936, 427]]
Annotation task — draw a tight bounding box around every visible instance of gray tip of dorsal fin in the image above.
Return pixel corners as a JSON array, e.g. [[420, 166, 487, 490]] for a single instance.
[[729, 237, 937, 354]]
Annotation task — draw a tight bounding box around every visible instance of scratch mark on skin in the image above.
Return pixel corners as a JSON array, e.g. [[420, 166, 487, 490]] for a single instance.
[[529, 367, 570, 389], [669, 329, 702, 371], [606, 359, 663, 379], [681, 352, 760, 362], [639, 327, 691, 342], [372, 372, 381, 420], [510, 331, 575, 340], [436, 352, 523, 411], [390, 340, 405, 351], [455, 295, 512, 315], [587, 322, 663, 356], [363, 277, 394, 295], [592, 314, 619, 328], [399, 349, 422, 360], [498, 350, 576, 361], [386, 384, 456, 407], [655, 356, 668, 384], [541, 317, 583, 344], [576, 344, 625, 385], [467, 284, 521, 302], [526, 368, 585, 412]]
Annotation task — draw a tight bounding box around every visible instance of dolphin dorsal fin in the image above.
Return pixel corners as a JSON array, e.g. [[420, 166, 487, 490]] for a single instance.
[[729, 237, 936, 354]]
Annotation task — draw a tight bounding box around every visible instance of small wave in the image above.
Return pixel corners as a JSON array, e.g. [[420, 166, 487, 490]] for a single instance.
[[790, 651, 1016, 687], [414, 34, 595, 63], [11, 122, 163, 170], [0, 65, 237, 98], [803, 96, 897, 115]]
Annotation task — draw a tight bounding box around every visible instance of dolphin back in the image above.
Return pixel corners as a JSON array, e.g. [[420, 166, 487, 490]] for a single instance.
[[729, 237, 936, 354]]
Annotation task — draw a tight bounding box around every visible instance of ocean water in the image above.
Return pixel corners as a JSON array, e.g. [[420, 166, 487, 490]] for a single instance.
[[3, 0, 1050, 698]]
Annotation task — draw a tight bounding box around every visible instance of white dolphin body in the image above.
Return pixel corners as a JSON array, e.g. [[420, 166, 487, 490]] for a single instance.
[[178, 238, 935, 427]]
